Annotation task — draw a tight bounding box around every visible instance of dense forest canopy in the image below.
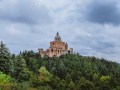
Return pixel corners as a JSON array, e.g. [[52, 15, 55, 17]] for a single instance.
[[0, 41, 120, 90]]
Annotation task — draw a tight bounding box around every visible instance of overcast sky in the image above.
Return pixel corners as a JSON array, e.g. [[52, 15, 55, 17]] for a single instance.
[[0, 0, 120, 63]]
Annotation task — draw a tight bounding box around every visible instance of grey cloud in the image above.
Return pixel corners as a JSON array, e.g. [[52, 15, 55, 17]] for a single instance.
[[0, 0, 52, 24], [85, 1, 120, 25], [0, 0, 120, 63], [93, 41, 116, 54], [73, 33, 117, 55]]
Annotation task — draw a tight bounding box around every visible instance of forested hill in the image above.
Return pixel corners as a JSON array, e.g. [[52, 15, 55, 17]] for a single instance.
[[0, 41, 120, 90]]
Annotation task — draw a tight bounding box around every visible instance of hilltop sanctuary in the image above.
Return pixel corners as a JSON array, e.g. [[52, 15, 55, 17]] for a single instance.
[[38, 32, 73, 57]]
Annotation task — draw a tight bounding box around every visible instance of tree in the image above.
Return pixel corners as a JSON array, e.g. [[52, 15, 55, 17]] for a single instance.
[[28, 58, 39, 73], [65, 73, 71, 84], [76, 77, 94, 90], [0, 41, 12, 74], [38, 66, 52, 83], [99, 76, 111, 90], [35, 52, 42, 68], [100, 76, 111, 84], [57, 61, 67, 79], [68, 80, 75, 90], [13, 55, 29, 82]]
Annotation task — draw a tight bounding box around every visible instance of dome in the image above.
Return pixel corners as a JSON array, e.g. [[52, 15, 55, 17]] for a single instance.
[[54, 32, 61, 41]]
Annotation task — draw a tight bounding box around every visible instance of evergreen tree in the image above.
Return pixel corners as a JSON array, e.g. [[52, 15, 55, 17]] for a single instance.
[[0, 41, 12, 74], [28, 58, 39, 73], [14, 55, 29, 82]]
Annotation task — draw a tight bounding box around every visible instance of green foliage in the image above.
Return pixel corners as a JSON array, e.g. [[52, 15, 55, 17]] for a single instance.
[[38, 66, 52, 83], [13, 82, 30, 90], [37, 85, 52, 90], [76, 77, 94, 90], [100, 76, 111, 84], [0, 72, 15, 90], [0, 41, 12, 74], [42, 54, 120, 89], [21, 51, 42, 73], [99, 76, 111, 90], [0, 42, 120, 90], [68, 80, 75, 90], [28, 58, 40, 73], [13, 55, 30, 82], [0, 71, 12, 84]]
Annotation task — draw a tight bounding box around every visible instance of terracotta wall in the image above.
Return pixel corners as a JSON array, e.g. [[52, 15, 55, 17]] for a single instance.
[[39, 41, 69, 57]]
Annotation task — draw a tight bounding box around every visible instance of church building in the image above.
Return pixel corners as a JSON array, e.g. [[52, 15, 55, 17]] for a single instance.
[[38, 32, 73, 57]]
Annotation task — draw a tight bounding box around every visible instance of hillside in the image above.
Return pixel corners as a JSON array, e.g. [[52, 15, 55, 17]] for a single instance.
[[0, 42, 120, 90]]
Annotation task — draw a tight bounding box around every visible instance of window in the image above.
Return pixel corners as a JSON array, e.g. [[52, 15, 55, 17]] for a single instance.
[[51, 49, 53, 52]]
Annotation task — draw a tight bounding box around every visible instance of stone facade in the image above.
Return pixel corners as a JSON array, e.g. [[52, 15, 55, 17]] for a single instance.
[[38, 32, 73, 57]]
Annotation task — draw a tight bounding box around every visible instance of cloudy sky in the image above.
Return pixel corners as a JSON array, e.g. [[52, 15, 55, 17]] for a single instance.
[[0, 0, 120, 63]]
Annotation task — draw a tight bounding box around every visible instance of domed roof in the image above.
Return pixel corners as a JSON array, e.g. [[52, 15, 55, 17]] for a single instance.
[[54, 32, 61, 41]]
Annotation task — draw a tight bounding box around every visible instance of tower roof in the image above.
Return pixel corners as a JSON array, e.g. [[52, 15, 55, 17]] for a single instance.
[[54, 32, 61, 41]]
